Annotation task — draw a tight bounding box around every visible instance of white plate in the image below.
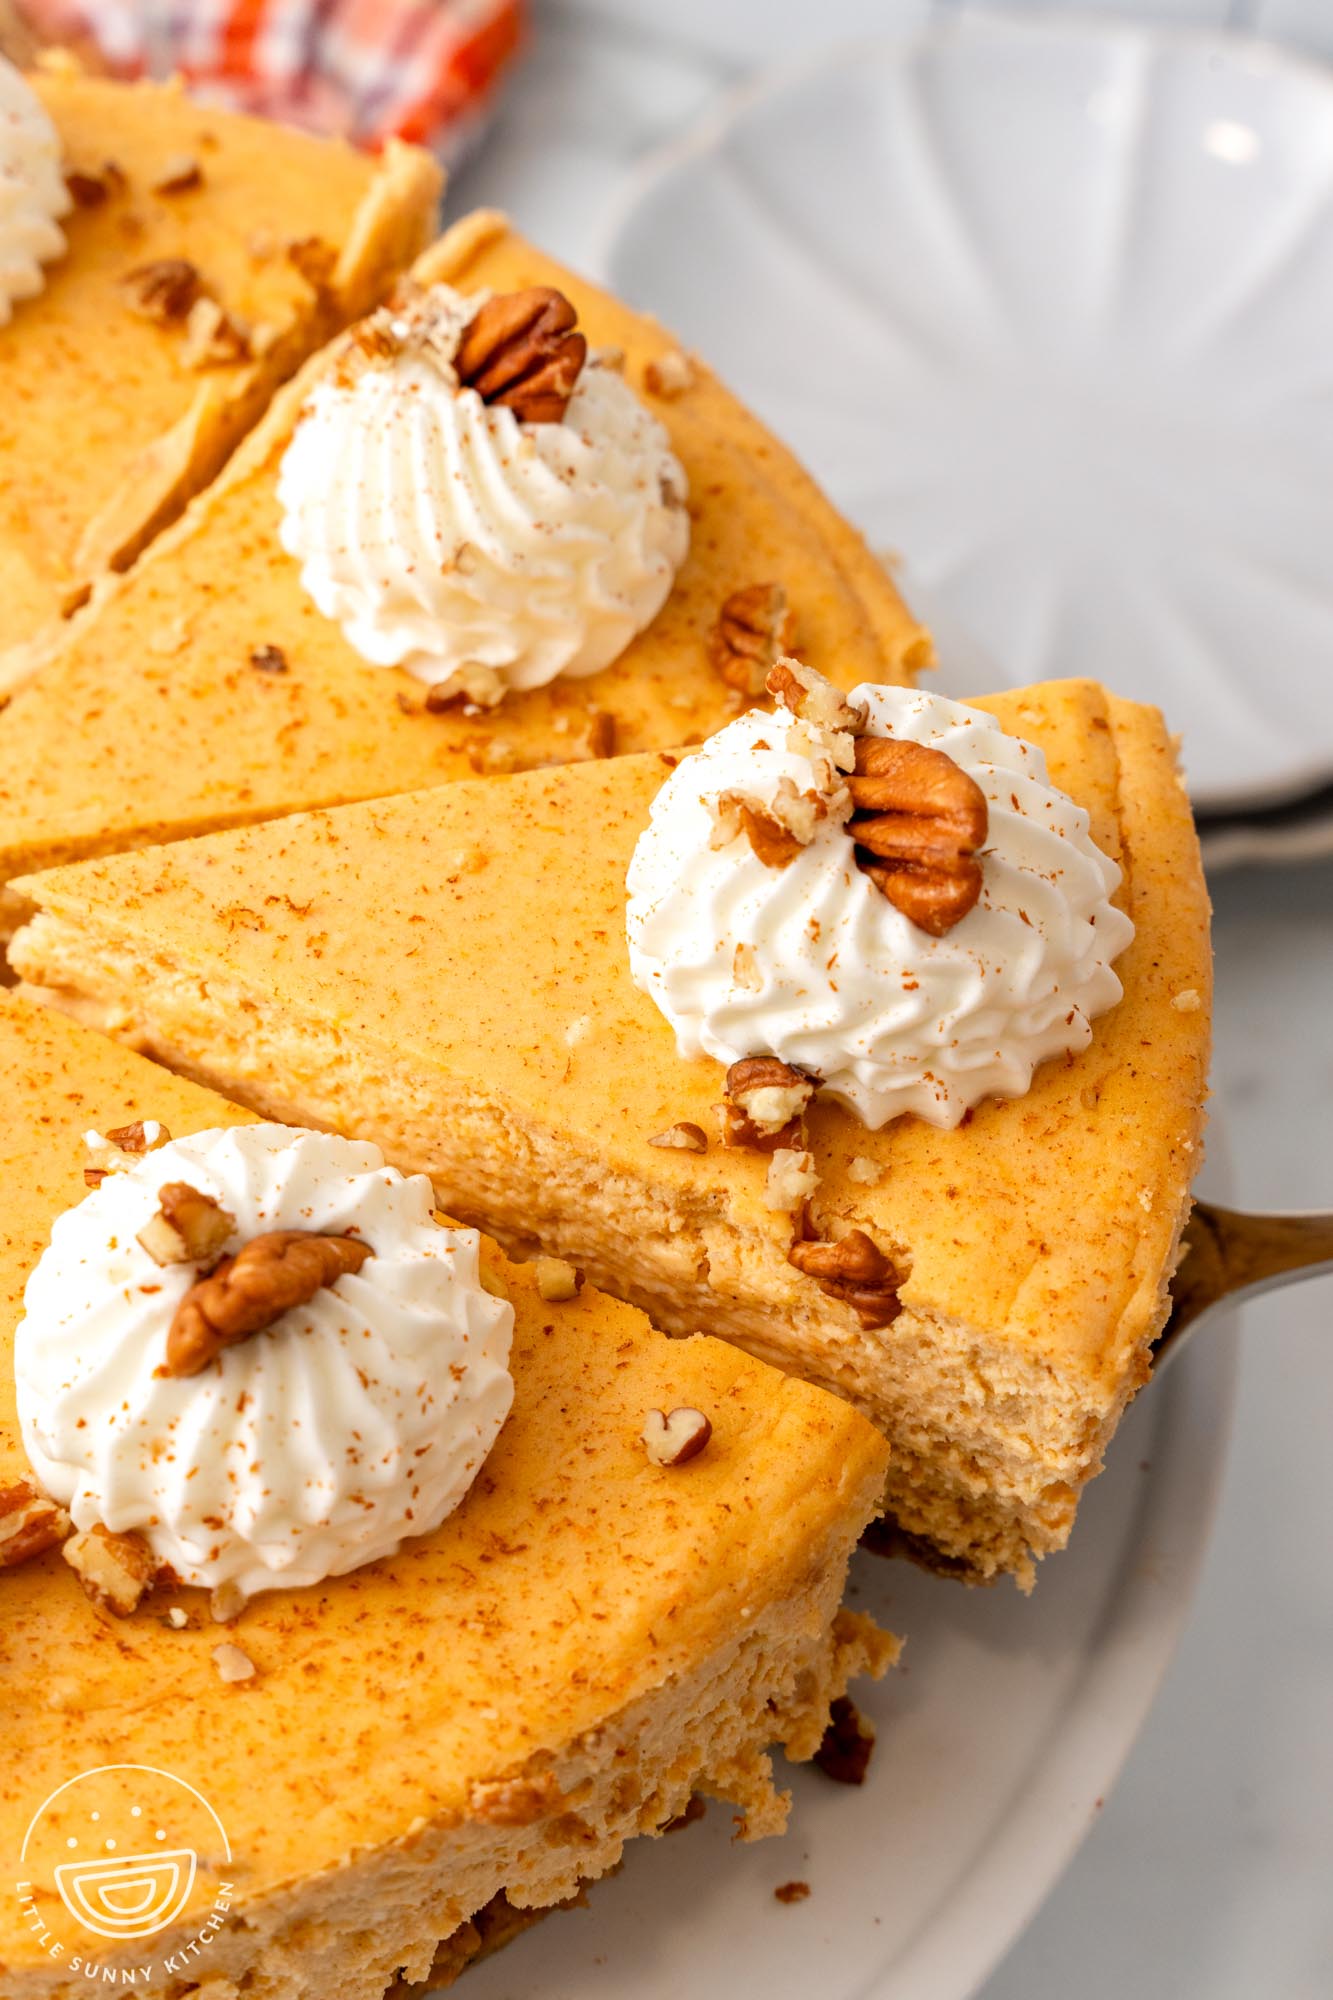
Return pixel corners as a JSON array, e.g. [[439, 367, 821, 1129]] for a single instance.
[[460, 1182, 1237, 2000], [1199, 783, 1333, 870], [602, 14, 1333, 814]]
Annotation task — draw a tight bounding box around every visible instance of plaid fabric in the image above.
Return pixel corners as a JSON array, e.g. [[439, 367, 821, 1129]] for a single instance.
[[15, 0, 526, 155]]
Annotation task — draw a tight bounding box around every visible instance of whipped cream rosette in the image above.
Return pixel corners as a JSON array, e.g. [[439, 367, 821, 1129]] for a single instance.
[[626, 669, 1135, 1129], [15, 1124, 514, 1600], [0, 56, 70, 325], [277, 280, 690, 705]]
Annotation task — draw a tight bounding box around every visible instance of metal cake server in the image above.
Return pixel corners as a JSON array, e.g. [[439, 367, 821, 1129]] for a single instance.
[[1153, 1200, 1333, 1371]]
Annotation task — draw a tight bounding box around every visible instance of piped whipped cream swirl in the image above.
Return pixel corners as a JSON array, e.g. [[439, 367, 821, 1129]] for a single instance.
[[276, 282, 690, 704], [0, 57, 69, 325], [15, 1124, 514, 1600], [626, 684, 1135, 1129]]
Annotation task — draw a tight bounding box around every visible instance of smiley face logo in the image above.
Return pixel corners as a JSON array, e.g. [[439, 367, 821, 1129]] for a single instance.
[[21, 1766, 229, 1944]]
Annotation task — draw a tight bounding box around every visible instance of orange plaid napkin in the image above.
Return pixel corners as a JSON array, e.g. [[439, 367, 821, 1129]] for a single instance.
[[15, 0, 525, 155]]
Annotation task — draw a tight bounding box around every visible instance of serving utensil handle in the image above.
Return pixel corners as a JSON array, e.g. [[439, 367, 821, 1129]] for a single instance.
[[1154, 1199, 1333, 1369]]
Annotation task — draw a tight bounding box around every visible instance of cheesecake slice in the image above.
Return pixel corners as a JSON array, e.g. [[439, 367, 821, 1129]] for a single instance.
[[0, 208, 927, 931], [0, 993, 893, 2000], [0, 64, 440, 667], [10, 679, 1211, 1584]]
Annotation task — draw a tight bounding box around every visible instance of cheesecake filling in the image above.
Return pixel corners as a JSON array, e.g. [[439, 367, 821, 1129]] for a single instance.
[[276, 280, 690, 706], [626, 673, 1135, 1129], [0, 56, 70, 325], [15, 1123, 513, 1601]]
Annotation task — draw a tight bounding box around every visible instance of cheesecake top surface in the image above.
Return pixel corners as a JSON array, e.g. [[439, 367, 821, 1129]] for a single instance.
[[1, 71, 434, 645], [14, 678, 1211, 1382], [0, 994, 887, 1961], [0, 209, 929, 879]]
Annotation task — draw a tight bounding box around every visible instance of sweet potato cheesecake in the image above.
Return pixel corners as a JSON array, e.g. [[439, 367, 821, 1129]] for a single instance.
[[0, 207, 927, 932], [8, 673, 1212, 1584], [0, 56, 441, 671], [0, 993, 894, 2000]]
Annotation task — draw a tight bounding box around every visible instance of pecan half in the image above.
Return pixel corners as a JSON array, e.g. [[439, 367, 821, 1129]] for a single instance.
[[166, 1231, 372, 1377], [120, 258, 203, 324], [63, 1523, 155, 1617], [708, 584, 795, 698], [787, 1225, 903, 1330], [848, 736, 988, 936], [455, 287, 587, 424], [0, 1478, 71, 1569], [722, 1056, 816, 1153], [813, 1695, 876, 1785]]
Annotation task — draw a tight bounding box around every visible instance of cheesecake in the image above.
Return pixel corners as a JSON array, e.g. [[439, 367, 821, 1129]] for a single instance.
[[0, 61, 440, 670], [0, 992, 894, 2000], [9, 678, 1212, 1584], [0, 208, 928, 932]]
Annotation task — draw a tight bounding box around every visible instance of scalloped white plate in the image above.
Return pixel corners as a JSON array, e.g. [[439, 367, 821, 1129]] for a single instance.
[[458, 1150, 1237, 2000], [603, 14, 1333, 815]]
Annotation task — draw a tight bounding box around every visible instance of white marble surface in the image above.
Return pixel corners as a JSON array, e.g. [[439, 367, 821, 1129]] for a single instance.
[[452, 5, 1333, 1993]]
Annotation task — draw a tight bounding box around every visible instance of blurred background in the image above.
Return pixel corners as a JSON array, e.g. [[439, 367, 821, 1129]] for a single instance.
[[5, 3, 1330, 1995]]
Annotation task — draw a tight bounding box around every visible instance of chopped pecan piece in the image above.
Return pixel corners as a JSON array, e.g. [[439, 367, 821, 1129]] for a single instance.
[[66, 161, 127, 208], [787, 1225, 903, 1331], [722, 1056, 816, 1153], [648, 1121, 708, 1153], [120, 257, 203, 324], [642, 1407, 712, 1467], [137, 1182, 235, 1268], [643, 348, 696, 399], [63, 1523, 155, 1617], [708, 584, 795, 698], [582, 710, 617, 760], [287, 235, 338, 293], [424, 663, 506, 712], [0, 1478, 71, 1568], [455, 287, 587, 424], [533, 1257, 581, 1303], [764, 1147, 819, 1213], [181, 295, 251, 370], [166, 1231, 372, 1377], [713, 792, 802, 869], [766, 657, 867, 740], [848, 736, 988, 936], [813, 1695, 876, 1785], [84, 1120, 171, 1185], [151, 154, 203, 195], [711, 775, 848, 870], [212, 1641, 257, 1684]]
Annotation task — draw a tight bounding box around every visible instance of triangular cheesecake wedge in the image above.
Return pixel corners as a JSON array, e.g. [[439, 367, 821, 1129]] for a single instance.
[[11, 678, 1211, 1585], [0, 64, 440, 663], [0, 993, 893, 1999], [0, 208, 927, 931]]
